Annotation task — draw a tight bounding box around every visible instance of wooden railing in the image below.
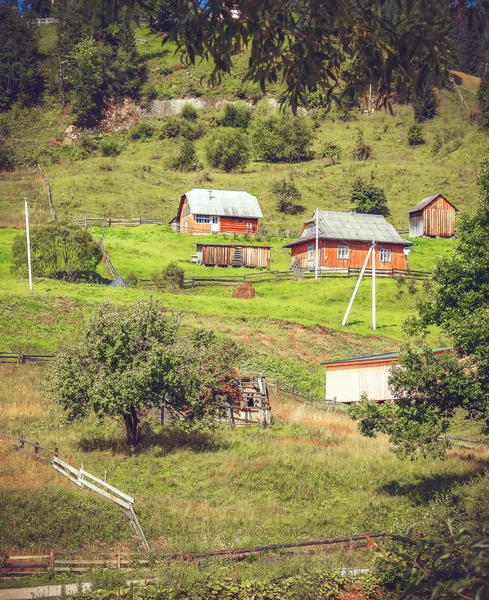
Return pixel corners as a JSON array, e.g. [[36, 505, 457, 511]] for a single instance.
[[0, 351, 55, 365], [75, 217, 164, 227]]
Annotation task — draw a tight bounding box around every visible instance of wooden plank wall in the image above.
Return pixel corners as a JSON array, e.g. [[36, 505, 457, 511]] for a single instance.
[[200, 245, 271, 267], [423, 196, 456, 237], [220, 217, 259, 234]]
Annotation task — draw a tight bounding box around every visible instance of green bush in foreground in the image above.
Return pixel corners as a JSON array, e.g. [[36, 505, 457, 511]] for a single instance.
[[168, 140, 201, 171], [408, 123, 424, 146], [205, 128, 250, 172]]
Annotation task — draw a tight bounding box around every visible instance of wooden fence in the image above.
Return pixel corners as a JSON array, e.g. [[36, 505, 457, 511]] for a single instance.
[[0, 351, 55, 365], [98, 238, 119, 279], [76, 217, 164, 227]]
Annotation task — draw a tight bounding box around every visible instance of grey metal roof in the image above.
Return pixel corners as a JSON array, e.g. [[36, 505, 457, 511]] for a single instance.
[[109, 275, 129, 288], [283, 210, 413, 247], [407, 194, 458, 214], [185, 188, 263, 218]]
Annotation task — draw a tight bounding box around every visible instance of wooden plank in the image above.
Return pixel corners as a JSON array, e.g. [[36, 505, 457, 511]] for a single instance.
[[80, 469, 134, 504]]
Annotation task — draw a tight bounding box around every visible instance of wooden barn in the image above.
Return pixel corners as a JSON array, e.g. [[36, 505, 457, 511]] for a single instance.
[[408, 194, 458, 238], [193, 243, 271, 268], [283, 210, 413, 271], [170, 188, 263, 235], [323, 348, 451, 404]]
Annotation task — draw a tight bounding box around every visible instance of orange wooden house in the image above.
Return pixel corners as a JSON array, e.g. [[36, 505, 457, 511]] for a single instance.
[[408, 194, 458, 238], [170, 189, 262, 235], [283, 210, 413, 271]]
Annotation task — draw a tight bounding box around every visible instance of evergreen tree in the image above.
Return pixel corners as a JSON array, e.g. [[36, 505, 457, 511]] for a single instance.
[[478, 70, 489, 128], [413, 72, 437, 122]]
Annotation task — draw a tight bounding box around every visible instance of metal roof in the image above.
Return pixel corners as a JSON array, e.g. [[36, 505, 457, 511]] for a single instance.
[[322, 347, 452, 366], [407, 194, 458, 214], [185, 189, 263, 218], [109, 275, 129, 288], [283, 211, 413, 248], [195, 243, 271, 249]]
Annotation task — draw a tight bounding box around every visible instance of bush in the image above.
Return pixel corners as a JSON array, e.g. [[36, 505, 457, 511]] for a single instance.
[[180, 103, 198, 121], [125, 271, 139, 287], [352, 142, 372, 160], [219, 103, 253, 129], [0, 147, 16, 171], [407, 123, 424, 146], [350, 178, 389, 216], [160, 119, 180, 138], [478, 70, 489, 128], [249, 102, 314, 162], [78, 134, 98, 157], [168, 140, 201, 171], [151, 262, 185, 291], [270, 179, 304, 214], [129, 121, 154, 140], [319, 141, 341, 164], [179, 119, 204, 140], [205, 128, 250, 172], [142, 83, 158, 100], [100, 140, 120, 157]]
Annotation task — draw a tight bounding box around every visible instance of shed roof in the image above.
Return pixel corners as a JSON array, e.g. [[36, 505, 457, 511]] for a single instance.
[[407, 194, 458, 214], [195, 243, 271, 249], [283, 211, 412, 248], [322, 347, 452, 368], [184, 189, 263, 218]]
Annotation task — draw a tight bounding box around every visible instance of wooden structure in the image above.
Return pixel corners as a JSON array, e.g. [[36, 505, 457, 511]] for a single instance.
[[284, 211, 413, 271], [323, 348, 451, 404], [408, 194, 458, 238], [170, 188, 263, 235], [193, 243, 271, 268], [228, 377, 271, 427]]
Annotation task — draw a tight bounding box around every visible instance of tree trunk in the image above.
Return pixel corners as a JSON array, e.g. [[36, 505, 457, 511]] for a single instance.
[[123, 404, 142, 446]]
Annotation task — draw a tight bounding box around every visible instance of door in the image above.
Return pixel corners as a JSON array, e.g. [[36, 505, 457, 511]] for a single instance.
[[211, 216, 219, 233]]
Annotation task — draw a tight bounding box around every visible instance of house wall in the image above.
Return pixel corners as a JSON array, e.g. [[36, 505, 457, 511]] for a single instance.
[[197, 245, 270, 267], [220, 217, 259, 234], [422, 196, 456, 237], [408, 211, 424, 237], [178, 197, 259, 234], [289, 240, 408, 270], [325, 362, 397, 402]]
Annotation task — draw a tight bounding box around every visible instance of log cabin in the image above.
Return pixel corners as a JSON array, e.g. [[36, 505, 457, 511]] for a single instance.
[[170, 189, 262, 234], [408, 194, 458, 238], [283, 210, 413, 271]]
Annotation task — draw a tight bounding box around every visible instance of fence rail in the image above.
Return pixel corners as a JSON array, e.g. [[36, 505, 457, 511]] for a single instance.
[[76, 217, 164, 227], [0, 352, 55, 365], [98, 238, 119, 279]]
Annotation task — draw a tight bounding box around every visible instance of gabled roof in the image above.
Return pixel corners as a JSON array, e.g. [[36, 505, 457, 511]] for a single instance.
[[322, 347, 452, 368], [182, 188, 263, 219], [283, 211, 412, 248], [407, 194, 458, 214]]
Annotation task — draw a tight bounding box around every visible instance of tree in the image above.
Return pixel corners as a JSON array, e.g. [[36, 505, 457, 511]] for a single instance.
[[168, 140, 201, 171], [46, 299, 241, 446], [250, 103, 314, 163], [350, 179, 389, 216], [205, 128, 250, 172], [11, 220, 102, 282], [0, 5, 42, 110], [407, 123, 424, 146], [145, 0, 189, 32], [219, 103, 253, 129], [319, 142, 341, 165], [478, 70, 489, 128], [350, 155, 489, 459], [270, 179, 304, 215], [413, 72, 437, 122]]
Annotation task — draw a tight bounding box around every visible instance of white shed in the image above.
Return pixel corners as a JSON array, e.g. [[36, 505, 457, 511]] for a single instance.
[[323, 349, 451, 404]]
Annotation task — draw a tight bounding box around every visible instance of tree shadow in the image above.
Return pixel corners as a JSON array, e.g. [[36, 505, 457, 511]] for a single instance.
[[380, 459, 489, 505]]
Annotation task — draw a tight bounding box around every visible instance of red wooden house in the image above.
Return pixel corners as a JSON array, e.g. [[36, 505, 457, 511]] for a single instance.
[[408, 194, 458, 238], [170, 189, 262, 235], [283, 210, 413, 271]]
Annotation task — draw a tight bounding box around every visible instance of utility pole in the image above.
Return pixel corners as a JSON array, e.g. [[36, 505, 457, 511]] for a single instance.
[[315, 208, 319, 280], [372, 239, 376, 331], [24, 196, 33, 291]]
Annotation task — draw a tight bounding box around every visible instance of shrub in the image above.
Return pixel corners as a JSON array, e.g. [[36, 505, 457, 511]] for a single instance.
[[160, 119, 180, 138], [180, 103, 198, 121], [352, 142, 372, 160], [100, 140, 120, 157], [125, 271, 139, 287], [179, 119, 203, 140], [350, 178, 389, 216], [270, 179, 304, 214], [205, 128, 250, 172], [129, 121, 154, 140], [151, 261, 185, 290], [0, 147, 16, 171], [142, 83, 158, 100], [319, 141, 341, 164], [249, 102, 314, 162], [219, 103, 253, 129], [413, 74, 437, 122], [407, 123, 424, 146], [431, 133, 443, 153], [168, 140, 201, 171], [79, 134, 98, 156]]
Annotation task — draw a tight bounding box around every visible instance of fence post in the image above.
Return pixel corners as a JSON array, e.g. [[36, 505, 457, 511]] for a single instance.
[[84, 216, 88, 228], [34, 441, 39, 458], [291, 384, 295, 396], [276, 379, 279, 393], [309, 392, 313, 405], [117, 548, 121, 569], [54, 447, 59, 457], [139, 217, 142, 225], [49, 551, 54, 573], [347, 267, 350, 278], [17, 350, 21, 366], [19, 434, 24, 449]]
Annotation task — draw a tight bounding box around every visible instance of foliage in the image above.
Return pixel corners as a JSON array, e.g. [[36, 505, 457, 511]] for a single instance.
[[249, 103, 314, 163], [46, 299, 241, 446], [205, 128, 250, 172], [0, 147, 17, 172], [179, 119, 204, 140], [478, 70, 489, 129], [352, 132, 372, 160], [408, 123, 425, 146], [319, 141, 341, 164], [168, 140, 201, 171], [100, 140, 120, 157], [180, 103, 198, 121], [160, 119, 180, 138], [129, 121, 155, 140], [350, 179, 389, 216], [270, 179, 304, 215], [145, 0, 189, 32], [151, 261, 185, 291], [219, 103, 253, 129], [125, 270, 139, 287], [11, 220, 101, 282], [0, 5, 41, 110], [413, 73, 437, 123]]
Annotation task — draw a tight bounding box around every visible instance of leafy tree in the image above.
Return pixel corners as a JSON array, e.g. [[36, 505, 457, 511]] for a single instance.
[[407, 123, 424, 146], [11, 220, 102, 282], [319, 141, 341, 164], [350, 179, 389, 216], [478, 70, 489, 129], [413, 72, 437, 122], [146, 0, 189, 32], [270, 179, 304, 215], [0, 5, 42, 110], [219, 103, 253, 129], [250, 103, 314, 163], [0, 146, 17, 172], [350, 155, 489, 459], [46, 299, 241, 446], [205, 128, 250, 172], [168, 140, 201, 171]]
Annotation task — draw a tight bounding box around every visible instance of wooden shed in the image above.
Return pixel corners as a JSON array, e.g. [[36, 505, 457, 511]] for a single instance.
[[408, 194, 458, 238], [193, 243, 271, 268], [323, 348, 451, 404]]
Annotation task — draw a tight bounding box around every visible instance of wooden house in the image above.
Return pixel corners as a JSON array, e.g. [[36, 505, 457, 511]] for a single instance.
[[283, 210, 413, 271], [323, 348, 451, 404], [170, 189, 262, 234], [408, 194, 458, 238], [193, 243, 271, 268]]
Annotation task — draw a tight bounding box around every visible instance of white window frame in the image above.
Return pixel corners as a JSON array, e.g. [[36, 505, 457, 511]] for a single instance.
[[337, 245, 350, 260], [195, 215, 219, 224], [307, 245, 314, 261], [380, 248, 392, 263]]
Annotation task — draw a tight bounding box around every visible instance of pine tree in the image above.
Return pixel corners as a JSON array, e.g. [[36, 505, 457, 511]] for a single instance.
[[413, 73, 437, 122]]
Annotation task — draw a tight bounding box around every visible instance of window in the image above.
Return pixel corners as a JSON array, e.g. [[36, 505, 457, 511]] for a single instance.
[[303, 223, 315, 236], [235, 218, 244, 223], [307, 246, 314, 261], [337, 245, 350, 260], [195, 215, 219, 224], [380, 248, 392, 263], [183, 218, 188, 229]]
